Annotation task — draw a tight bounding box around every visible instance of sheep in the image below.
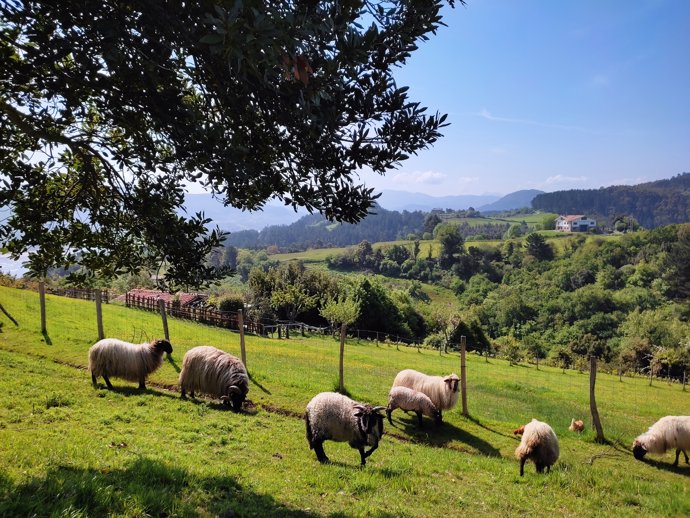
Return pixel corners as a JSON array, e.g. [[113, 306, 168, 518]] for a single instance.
[[178, 345, 249, 411], [569, 418, 584, 432], [391, 369, 460, 422], [305, 392, 385, 466], [386, 386, 440, 427], [632, 415, 690, 467], [514, 418, 560, 476], [88, 338, 173, 390]]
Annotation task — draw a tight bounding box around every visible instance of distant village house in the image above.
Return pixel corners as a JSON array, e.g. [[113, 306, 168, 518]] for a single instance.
[[555, 215, 596, 232], [119, 289, 208, 308]]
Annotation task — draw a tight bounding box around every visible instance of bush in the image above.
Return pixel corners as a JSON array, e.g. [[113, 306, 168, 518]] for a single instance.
[[216, 295, 245, 313]]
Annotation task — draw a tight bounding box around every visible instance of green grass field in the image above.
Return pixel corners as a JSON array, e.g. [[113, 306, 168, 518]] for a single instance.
[[0, 286, 688, 517]]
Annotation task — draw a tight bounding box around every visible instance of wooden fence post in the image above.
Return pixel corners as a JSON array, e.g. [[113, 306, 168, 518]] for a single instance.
[[683, 371, 687, 392], [158, 299, 170, 351], [94, 289, 104, 340], [238, 309, 247, 369], [460, 335, 468, 417], [590, 356, 605, 443], [39, 280, 47, 334], [338, 323, 347, 393]]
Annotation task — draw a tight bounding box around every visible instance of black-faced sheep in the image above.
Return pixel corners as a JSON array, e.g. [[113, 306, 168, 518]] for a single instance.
[[392, 369, 459, 422], [632, 415, 690, 467], [514, 418, 560, 476], [305, 392, 385, 466], [386, 386, 440, 427], [179, 346, 249, 411], [88, 338, 173, 390]]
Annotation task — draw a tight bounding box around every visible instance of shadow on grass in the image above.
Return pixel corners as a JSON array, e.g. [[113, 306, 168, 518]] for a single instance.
[[249, 372, 272, 394], [41, 331, 52, 345], [638, 457, 690, 476], [166, 354, 181, 373], [0, 457, 322, 517], [94, 384, 181, 402], [391, 415, 501, 457]]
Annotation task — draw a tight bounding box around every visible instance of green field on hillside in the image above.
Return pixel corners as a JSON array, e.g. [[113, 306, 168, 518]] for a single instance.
[[0, 286, 688, 517]]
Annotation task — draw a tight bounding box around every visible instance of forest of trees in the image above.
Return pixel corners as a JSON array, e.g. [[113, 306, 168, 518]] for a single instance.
[[531, 172, 690, 229]]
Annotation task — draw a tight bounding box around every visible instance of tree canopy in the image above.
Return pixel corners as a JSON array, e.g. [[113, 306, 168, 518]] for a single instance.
[[0, 0, 456, 289]]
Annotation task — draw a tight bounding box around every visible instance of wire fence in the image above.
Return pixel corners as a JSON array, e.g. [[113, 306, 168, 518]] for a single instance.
[[1, 285, 688, 445]]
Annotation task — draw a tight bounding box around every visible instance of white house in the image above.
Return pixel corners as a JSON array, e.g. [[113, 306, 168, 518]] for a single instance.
[[555, 215, 596, 232]]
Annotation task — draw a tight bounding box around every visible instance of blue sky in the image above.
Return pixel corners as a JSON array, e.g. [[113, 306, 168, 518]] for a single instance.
[[361, 0, 690, 197]]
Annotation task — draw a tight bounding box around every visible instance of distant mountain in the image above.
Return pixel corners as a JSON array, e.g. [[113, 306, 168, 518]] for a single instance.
[[182, 194, 307, 232], [532, 173, 690, 228], [477, 190, 545, 212], [376, 190, 500, 212]]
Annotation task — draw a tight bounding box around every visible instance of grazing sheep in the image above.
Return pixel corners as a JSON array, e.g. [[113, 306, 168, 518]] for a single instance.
[[305, 392, 385, 466], [179, 346, 249, 411], [392, 369, 460, 422], [89, 338, 173, 390], [514, 419, 560, 476], [569, 418, 584, 432], [632, 416, 690, 467], [386, 386, 440, 427]]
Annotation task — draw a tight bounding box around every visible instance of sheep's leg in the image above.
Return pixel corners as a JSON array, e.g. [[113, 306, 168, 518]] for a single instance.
[[103, 373, 113, 390], [416, 411, 424, 427], [674, 449, 682, 467], [313, 440, 329, 463], [519, 458, 526, 477], [138, 375, 146, 390], [684, 449, 689, 464], [386, 408, 393, 425], [438, 410, 443, 423], [181, 388, 187, 399], [91, 373, 98, 387], [363, 443, 379, 463]]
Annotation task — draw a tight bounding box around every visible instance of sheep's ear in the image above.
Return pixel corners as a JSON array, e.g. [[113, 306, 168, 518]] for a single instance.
[[220, 395, 231, 405]]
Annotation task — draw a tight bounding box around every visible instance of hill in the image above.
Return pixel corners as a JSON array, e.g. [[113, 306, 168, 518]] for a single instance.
[[531, 172, 690, 228], [375, 190, 499, 212], [477, 189, 545, 212], [0, 286, 688, 516]]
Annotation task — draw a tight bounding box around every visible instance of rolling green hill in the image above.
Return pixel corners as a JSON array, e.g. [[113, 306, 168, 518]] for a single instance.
[[0, 286, 688, 517]]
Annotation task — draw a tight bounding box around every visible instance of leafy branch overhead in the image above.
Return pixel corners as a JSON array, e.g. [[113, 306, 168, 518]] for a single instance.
[[0, 0, 458, 289]]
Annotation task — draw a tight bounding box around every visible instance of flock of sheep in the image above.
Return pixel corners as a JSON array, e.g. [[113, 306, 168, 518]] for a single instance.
[[88, 338, 690, 475]]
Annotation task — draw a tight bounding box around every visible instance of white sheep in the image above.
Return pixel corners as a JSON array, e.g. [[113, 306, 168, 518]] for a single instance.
[[514, 418, 560, 476], [392, 369, 460, 422], [88, 338, 173, 390], [632, 415, 690, 467], [305, 392, 385, 466], [386, 386, 440, 427], [179, 346, 249, 411]]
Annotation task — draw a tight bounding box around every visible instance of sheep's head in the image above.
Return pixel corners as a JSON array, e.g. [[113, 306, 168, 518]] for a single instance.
[[632, 439, 647, 460], [221, 385, 247, 412], [152, 339, 173, 355], [444, 374, 460, 393], [354, 404, 385, 446]]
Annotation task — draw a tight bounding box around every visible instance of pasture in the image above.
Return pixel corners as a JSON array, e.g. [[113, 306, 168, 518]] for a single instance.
[[0, 286, 688, 517]]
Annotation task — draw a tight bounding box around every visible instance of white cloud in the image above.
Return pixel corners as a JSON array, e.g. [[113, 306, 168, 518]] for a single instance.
[[390, 170, 450, 186], [544, 175, 588, 185], [477, 108, 592, 133]]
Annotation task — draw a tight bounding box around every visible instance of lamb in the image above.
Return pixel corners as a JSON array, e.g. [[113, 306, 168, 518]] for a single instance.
[[514, 418, 560, 476], [391, 369, 460, 422], [632, 415, 690, 467], [386, 386, 440, 427], [178, 346, 249, 411], [88, 338, 173, 390], [305, 392, 385, 466], [569, 418, 584, 432]]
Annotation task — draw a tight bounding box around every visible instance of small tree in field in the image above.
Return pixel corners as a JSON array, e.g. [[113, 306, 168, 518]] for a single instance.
[[320, 296, 360, 393]]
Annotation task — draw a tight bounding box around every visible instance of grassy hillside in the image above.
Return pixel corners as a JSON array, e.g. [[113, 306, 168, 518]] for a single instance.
[[0, 286, 688, 517]]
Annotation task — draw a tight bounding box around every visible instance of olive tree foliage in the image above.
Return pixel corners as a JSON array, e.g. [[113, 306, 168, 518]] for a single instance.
[[0, 0, 457, 289]]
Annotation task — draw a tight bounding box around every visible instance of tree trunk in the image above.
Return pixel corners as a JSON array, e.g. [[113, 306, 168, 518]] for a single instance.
[[590, 356, 605, 443]]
